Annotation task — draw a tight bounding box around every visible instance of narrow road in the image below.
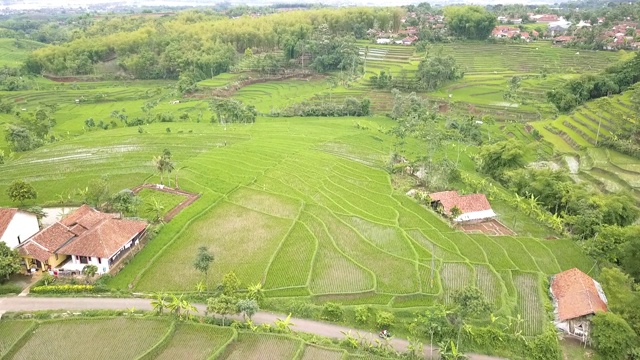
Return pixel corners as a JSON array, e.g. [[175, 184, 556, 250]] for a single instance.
[[0, 297, 504, 360]]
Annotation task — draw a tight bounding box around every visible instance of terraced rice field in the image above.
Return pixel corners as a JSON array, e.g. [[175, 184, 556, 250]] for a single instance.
[[532, 91, 640, 201], [0, 113, 595, 333]]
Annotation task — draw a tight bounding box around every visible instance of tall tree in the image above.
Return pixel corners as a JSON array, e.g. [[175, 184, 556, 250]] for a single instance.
[[591, 312, 638, 360], [444, 6, 497, 40], [193, 246, 214, 281], [206, 294, 238, 326], [0, 242, 21, 280]]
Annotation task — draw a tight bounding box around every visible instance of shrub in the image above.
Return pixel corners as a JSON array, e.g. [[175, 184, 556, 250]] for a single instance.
[[30, 284, 103, 294], [321, 302, 344, 322], [355, 305, 370, 324], [376, 311, 395, 329]]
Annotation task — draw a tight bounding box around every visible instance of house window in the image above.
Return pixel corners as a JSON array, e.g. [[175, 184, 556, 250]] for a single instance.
[[79, 256, 88, 264], [97, 258, 101, 264], [88, 257, 92, 261]]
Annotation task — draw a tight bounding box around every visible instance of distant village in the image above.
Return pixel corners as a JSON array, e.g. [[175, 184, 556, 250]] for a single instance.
[[370, 11, 640, 51]]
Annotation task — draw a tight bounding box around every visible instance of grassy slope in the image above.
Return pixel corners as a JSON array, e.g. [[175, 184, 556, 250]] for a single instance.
[[0, 38, 44, 67]]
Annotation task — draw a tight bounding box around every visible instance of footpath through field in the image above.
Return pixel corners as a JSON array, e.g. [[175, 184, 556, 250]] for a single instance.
[[0, 296, 504, 360]]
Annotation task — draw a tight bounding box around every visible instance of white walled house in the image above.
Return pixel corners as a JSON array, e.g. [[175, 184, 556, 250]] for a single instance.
[[0, 208, 40, 249], [429, 191, 497, 222], [17, 205, 147, 275]]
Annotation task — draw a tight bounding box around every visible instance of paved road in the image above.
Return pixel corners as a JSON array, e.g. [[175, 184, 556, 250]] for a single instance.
[[0, 297, 504, 360]]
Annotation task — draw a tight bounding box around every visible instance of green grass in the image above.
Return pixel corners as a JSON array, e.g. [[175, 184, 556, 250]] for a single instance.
[[137, 188, 188, 221], [0, 38, 44, 67]]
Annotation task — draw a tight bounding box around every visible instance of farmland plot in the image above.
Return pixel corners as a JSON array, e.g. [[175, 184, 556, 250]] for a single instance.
[[220, 333, 301, 360], [10, 318, 168, 360], [513, 273, 545, 336], [300, 345, 345, 360], [0, 321, 34, 357], [440, 263, 475, 303], [155, 324, 235, 360]]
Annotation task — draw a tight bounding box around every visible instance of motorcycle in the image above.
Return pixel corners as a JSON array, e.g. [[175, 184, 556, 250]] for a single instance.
[[379, 330, 391, 339]]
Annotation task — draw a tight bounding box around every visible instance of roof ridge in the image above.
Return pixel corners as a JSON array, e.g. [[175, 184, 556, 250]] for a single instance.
[[577, 270, 596, 314]]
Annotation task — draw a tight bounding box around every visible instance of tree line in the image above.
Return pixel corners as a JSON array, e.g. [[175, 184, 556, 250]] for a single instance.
[[22, 7, 400, 80], [547, 51, 640, 112]]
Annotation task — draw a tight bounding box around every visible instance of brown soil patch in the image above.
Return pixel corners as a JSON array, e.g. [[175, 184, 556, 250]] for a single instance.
[[131, 184, 200, 223], [457, 219, 516, 236]]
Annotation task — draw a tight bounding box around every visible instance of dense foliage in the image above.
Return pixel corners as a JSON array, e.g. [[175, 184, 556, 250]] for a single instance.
[[4, 107, 56, 151], [547, 52, 640, 112], [591, 312, 639, 360], [0, 242, 21, 281], [23, 7, 398, 80], [444, 6, 497, 40], [273, 97, 371, 117], [210, 98, 257, 124]]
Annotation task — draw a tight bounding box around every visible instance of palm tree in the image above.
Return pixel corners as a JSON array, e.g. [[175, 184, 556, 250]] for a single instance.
[[152, 156, 165, 184], [174, 166, 187, 189]]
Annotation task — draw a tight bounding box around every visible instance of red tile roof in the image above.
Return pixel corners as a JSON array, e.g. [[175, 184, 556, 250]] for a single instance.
[[551, 268, 608, 321], [0, 208, 18, 237], [19, 241, 52, 262], [17, 206, 147, 261], [27, 222, 76, 251], [429, 191, 493, 215], [58, 218, 147, 258]]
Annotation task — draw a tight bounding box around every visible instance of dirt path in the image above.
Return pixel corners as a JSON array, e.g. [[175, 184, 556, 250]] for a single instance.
[[0, 297, 505, 360]]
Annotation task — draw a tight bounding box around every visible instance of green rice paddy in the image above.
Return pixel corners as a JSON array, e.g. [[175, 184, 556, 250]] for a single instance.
[[0, 38, 622, 337]]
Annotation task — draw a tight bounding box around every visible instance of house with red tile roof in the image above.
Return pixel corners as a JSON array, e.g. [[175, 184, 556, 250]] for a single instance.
[[0, 208, 40, 249], [550, 268, 608, 339], [16, 205, 147, 275], [428, 191, 496, 222], [402, 36, 419, 45]]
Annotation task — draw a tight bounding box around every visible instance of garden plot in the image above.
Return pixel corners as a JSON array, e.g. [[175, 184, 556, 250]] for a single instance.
[[475, 265, 503, 307], [513, 272, 545, 336], [440, 263, 475, 303]]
